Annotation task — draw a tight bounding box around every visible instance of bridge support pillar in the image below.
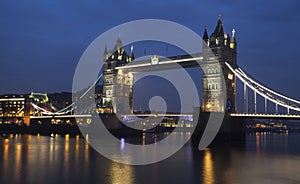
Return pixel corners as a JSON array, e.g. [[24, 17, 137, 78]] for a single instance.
[[191, 112, 245, 148], [264, 98, 267, 114], [254, 91, 257, 114], [244, 83, 248, 113]]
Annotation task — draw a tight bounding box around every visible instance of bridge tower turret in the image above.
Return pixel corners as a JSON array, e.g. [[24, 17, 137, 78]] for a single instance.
[[202, 18, 237, 113], [102, 37, 134, 114]]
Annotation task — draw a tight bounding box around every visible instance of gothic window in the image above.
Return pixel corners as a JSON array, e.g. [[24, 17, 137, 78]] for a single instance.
[[212, 84, 215, 89], [118, 55, 122, 60]]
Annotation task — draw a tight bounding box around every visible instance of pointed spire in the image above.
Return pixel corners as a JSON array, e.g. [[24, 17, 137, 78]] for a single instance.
[[129, 45, 134, 61], [231, 28, 236, 42], [218, 13, 222, 20], [214, 17, 224, 37], [230, 28, 237, 49], [113, 35, 123, 51], [203, 26, 209, 41], [103, 44, 108, 56], [103, 44, 109, 60]]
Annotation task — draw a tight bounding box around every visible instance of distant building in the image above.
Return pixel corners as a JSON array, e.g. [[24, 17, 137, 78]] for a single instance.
[[0, 93, 51, 124], [29, 92, 72, 116], [28, 92, 49, 116], [0, 92, 75, 126], [47, 92, 72, 111], [29, 92, 48, 104], [0, 94, 26, 117]]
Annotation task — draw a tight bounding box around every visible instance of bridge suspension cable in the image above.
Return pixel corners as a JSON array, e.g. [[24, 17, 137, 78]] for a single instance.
[[31, 74, 103, 116], [236, 67, 300, 105], [225, 62, 300, 113]]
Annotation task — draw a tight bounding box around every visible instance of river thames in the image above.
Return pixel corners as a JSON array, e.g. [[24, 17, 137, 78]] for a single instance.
[[0, 132, 300, 184]]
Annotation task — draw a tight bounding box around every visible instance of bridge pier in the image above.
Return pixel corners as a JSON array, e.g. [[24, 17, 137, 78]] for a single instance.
[[191, 111, 245, 148]]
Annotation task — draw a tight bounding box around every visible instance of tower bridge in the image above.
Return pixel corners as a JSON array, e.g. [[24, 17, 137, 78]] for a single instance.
[[101, 18, 236, 114], [28, 18, 300, 138]]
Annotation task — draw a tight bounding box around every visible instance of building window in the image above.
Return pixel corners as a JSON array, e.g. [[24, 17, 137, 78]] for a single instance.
[[228, 73, 233, 80], [212, 84, 215, 89]]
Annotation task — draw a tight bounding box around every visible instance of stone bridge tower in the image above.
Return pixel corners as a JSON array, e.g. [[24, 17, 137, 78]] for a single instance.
[[101, 37, 134, 114], [202, 18, 237, 113]]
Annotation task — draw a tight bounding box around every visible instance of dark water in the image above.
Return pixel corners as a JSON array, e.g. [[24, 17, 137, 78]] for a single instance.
[[0, 133, 300, 184]]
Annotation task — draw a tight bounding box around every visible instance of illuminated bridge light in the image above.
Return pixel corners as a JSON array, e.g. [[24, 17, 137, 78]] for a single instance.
[[26, 56, 300, 124]]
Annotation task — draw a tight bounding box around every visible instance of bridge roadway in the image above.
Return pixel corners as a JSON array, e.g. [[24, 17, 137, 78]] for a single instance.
[[29, 114, 92, 119], [230, 113, 300, 120], [30, 113, 300, 120], [29, 113, 192, 119], [115, 54, 219, 73]]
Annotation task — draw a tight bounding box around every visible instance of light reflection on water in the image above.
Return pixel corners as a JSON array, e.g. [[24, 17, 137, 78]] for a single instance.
[[203, 149, 214, 184], [0, 132, 300, 184], [109, 162, 135, 184]]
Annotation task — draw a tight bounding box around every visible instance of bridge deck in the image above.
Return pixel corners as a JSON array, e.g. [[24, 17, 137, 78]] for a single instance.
[[121, 114, 192, 117], [115, 54, 219, 72], [30, 114, 92, 119], [230, 113, 300, 120], [30, 113, 300, 120]]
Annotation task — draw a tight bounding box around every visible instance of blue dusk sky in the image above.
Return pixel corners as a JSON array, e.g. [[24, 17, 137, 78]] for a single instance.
[[1, 0, 300, 104]]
